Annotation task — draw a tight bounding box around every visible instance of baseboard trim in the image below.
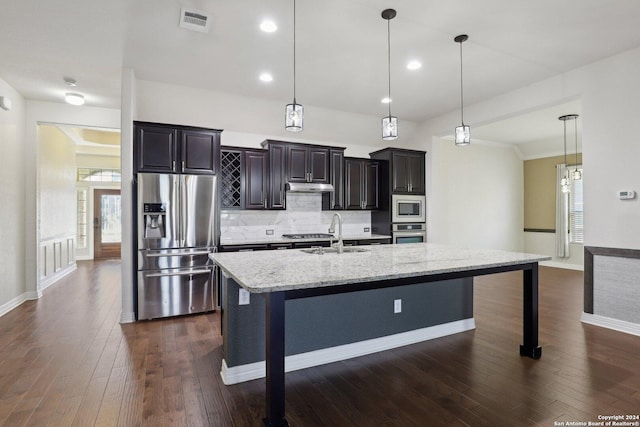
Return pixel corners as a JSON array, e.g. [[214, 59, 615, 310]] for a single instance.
[[540, 260, 584, 271], [220, 318, 476, 385], [0, 293, 29, 318], [581, 312, 640, 337], [120, 312, 136, 324], [40, 263, 77, 292]]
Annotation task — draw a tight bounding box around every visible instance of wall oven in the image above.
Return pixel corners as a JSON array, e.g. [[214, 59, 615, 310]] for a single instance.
[[392, 223, 427, 244], [392, 194, 426, 223]]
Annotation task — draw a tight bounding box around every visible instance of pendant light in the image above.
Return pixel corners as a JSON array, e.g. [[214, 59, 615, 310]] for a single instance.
[[454, 34, 470, 146], [571, 115, 581, 180], [285, 0, 303, 132], [558, 114, 578, 193], [381, 8, 397, 141]]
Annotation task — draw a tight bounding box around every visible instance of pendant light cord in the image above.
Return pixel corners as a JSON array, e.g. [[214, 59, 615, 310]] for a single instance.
[[563, 120, 567, 166], [293, 0, 297, 104], [387, 17, 392, 119], [459, 40, 464, 125]]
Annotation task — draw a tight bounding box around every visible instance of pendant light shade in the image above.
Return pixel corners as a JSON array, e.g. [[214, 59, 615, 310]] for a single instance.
[[381, 8, 397, 141], [572, 115, 581, 180], [559, 114, 578, 193], [454, 34, 470, 146], [285, 0, 303, 132]]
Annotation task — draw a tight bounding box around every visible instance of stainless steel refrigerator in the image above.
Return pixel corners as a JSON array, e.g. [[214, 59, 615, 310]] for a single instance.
[[136, 173, 218, 320]]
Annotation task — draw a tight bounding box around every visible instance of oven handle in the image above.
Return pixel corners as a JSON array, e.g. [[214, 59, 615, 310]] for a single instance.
[[393, 232, 427, 237], [145, 269, 212, 278]]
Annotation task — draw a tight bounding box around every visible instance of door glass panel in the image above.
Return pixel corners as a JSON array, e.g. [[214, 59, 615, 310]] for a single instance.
[[396, 235, 424, 244], [101, 194, 121, 243]]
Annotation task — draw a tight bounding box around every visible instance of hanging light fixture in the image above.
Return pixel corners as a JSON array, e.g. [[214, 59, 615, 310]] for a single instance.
[[571, 114, 581, 180], [285, 0, 303, 132], [381, 8, 398, 141], [454, 34, 470, 146], [558, 114, 578, 193]]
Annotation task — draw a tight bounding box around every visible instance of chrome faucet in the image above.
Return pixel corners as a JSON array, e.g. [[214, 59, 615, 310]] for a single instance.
[[328, 213, 344, 254]]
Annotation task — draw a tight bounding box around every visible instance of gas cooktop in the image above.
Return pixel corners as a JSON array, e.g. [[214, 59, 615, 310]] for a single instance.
[[282, 233, 335, 239]]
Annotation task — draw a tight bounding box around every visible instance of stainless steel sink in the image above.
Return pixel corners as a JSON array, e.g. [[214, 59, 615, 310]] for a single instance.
[[301, 247, 370, 255]]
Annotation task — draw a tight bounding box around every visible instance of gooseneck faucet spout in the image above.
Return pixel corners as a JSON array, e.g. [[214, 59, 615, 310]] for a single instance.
[[328, 213, 344, 254]]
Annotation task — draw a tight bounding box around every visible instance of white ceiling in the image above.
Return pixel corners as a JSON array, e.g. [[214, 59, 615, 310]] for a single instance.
[[1, 0, 638, 144]]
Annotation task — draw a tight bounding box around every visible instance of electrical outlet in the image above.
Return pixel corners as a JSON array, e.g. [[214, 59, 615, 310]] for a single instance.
[[394, 299, 402, 314], [364, 227, 370, 232], [238, 289, 251, 305], [266, 229, 274, 235]]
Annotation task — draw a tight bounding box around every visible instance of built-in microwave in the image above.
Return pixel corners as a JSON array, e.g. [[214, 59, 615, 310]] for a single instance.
[[391, 194, 426, 223]]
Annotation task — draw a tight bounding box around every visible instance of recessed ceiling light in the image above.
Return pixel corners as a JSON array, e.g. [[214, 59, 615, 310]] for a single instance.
[[260, 20, 277, 33], [65, 93, 85, 106], [259, 73, 273, 83], [407, 60, 422, 70], [381, 97, 392, 104]]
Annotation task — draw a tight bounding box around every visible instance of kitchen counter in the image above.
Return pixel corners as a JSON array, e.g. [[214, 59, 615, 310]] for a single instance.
[[211, 242, 550, 293], [211, 243, 550, 426], [218, 233, 391, 246]]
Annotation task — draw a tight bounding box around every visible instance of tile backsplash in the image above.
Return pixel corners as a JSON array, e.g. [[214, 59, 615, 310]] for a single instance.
[[220, 193, 371, 243]]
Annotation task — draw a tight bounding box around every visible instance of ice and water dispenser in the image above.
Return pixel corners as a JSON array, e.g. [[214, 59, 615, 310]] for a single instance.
[[143, 203, 166, 239]]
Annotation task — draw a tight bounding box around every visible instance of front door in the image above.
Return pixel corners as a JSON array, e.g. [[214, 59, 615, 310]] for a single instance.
[[94, 189, 121, 259]]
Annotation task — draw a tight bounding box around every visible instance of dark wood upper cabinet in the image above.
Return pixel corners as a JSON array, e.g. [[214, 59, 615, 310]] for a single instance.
[[180, 129, 220, 175], [345, 158, 379, 210], [263, 142, 287, 210], [370, 148, 426, 195], [134, 122, 221, 175], [322, 148, 345, 210], [285, 144, 329, 183], [244, 150, 268, 209], [134, 124, 178, 173]]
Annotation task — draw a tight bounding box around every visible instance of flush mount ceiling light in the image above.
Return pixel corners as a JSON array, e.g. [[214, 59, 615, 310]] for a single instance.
[[285, 0, 303, 132], [454, 34, 470, 146], [381, 8, 398, 141], [407, 60, 422, 70], [260, 20, 278, 33], [558, 114, 578, 192], [65, 92, 85, 106], [259, 73, 273, 82], [63, 77, 77, 87]]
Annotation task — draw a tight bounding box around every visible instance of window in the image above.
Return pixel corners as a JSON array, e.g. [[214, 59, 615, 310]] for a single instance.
[[569, 166, 583, 243], [77, 168, 121, 182]]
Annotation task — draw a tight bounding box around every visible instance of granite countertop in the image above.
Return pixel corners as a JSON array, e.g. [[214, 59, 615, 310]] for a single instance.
[[210, 243, 551, 293], [218, 233, 392, 246]]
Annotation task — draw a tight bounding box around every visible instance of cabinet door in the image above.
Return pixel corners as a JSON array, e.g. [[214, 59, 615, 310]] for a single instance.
[[364, 161, 380, 210], [286, 145, 309, 182], [308, 148, 329, 183], [407, 153, 425, 194], [323, 149, 344, 210], [268, 144, 286, 209], [344, 159, 364, 210], [135, 124, 178, 173], [391, 152, 410, 193], [180, 130, 220, 175], [244, 150, 268, 209]]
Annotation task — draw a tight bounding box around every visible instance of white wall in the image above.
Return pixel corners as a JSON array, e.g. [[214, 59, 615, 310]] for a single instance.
[[428, 138, 523, 251], [25, 101, 120, 297], [0, 77, 28, 316]]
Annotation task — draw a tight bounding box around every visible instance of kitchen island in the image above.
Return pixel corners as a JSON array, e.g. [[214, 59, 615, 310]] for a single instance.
[[211, 243, 550, 427]]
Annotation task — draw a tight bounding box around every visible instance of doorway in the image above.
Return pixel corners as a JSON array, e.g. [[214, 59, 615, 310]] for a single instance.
[[93, 189, 122, 259]]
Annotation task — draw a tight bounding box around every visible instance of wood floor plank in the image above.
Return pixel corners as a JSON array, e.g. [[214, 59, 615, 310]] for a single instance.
[[0, 261, 639, 426]]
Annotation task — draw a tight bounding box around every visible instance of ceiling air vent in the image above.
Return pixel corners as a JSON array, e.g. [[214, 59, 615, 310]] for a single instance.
[[179, 8, 210, 33]]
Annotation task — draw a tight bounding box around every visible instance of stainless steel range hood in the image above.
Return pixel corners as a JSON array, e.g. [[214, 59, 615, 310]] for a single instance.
[[285, 182, 334, 193]]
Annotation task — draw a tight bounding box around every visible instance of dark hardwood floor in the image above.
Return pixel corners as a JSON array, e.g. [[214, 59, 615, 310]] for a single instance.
[[0, 260, 639, 426]]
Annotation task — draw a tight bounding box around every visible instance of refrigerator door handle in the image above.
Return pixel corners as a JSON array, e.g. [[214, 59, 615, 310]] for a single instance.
[[146, 269, 212, 278]]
